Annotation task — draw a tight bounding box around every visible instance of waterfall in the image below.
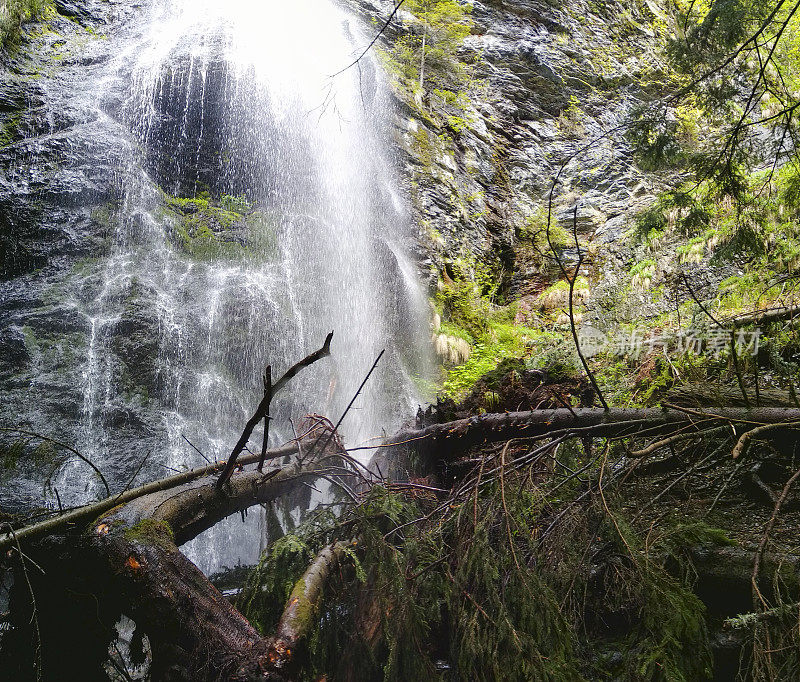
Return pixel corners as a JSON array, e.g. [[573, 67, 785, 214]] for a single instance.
[[10, 0, 429, 574]]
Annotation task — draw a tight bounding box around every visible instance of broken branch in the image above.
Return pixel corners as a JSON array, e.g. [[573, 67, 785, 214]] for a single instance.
[[216, 332, 333, 490]]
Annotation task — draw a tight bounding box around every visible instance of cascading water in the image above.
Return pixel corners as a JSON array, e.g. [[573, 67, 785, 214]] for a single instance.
[[2, 0, 430, 574]]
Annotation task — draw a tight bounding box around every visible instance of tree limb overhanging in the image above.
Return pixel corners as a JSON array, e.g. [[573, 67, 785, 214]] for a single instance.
[[8, 406, 800, 554], [0, 444, 298, 554]]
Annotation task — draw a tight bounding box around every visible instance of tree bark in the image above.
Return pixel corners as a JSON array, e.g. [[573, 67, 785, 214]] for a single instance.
[[375, 407, 800, 476], [90, 462, 329, 680], [729, 304, 800, 327], [0, 444, 299, 553], [264, 543, 347, 678]]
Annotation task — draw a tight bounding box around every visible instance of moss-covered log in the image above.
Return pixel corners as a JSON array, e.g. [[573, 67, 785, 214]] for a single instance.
[[94, 464, 325, 680], [2, 451, 342, 681], [0, 443, 299, 553], [263, 542, 347, 678]]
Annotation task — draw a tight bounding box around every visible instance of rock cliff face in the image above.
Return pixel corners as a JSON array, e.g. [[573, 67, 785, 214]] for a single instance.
[[354, 0, 669, 297], [0, 0, 154, 508], [0, 0, 671, 511]]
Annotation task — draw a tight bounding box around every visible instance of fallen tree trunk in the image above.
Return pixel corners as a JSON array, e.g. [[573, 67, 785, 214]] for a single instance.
[[2, 452, 342, 681], [7, 405, 800, 679], [88, 461, 329, 681], [376, 407, 800, 476], [729, 304, 800, 327], [14, 406, 800, 553], [263, 542, 348, 677], [0, 443, 299, 553]]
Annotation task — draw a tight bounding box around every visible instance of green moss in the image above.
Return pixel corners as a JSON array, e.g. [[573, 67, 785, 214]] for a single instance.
[[1, 0, 53, 49], [161, 191, 279, 262], [440, 325, 564, 400], [20, 324, 38, 352], [90, 202, 120, 229], [285, 577, 315, 631], [123, 518, 176, 551], [0, 110, 23, 148]]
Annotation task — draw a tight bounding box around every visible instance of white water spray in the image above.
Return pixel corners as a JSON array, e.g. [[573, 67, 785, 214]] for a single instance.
[[54, 0, 430, 573]]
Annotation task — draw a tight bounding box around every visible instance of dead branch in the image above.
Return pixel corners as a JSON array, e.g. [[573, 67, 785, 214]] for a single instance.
[[732, 421, 800, 459], [216, 332, 333, 490], [386, 407, 800, 467], [629, 425, 730, 457], [307, 348, 384, 460], [545, 194, 608, 410], [13, 404, 796, 553], [258, 365, 273, 472], [0, 428, 111, 497], [752, 464, 800, 609], [729, 304, 800, 327], [724, 602, 800, 629], [329, 0, 406, 78], [0, 444, 298, 553]]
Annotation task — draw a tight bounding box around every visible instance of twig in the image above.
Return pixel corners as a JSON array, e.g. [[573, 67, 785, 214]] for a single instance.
[[115, 450, 152, 501], [258, 365, 272, 472], [729, 328, 751, 409], [732, 422, 800, 459], [547, 199, 608, 410], [681, 273, 723, 327], [307, 349, 385, 459], [290, 418, 303, 462], [329, 0, 407, 78], [0, 428, 110, 497], [752, 465, 800, 609], [630, 445, 723, 524], [182, 434, 210, 464], [216, 333, 333, 490], [4, 523, 42, 681], [630, 425, 728, 457]]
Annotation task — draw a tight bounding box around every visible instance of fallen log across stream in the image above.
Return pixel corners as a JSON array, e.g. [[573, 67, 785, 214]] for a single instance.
[[4, 405, 800, 680]]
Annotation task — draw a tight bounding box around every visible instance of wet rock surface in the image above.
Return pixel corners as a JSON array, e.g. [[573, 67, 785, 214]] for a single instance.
[[0, 0, 430, 543], [0, 2, 164, 509], [356, 0, 669, 299]]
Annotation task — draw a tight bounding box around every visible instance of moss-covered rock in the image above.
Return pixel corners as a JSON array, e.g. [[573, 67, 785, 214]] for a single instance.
[[0, 0, 53, 49], [162, 192, 279, 262]]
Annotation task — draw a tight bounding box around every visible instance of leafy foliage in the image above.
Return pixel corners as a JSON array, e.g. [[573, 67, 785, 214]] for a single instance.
[[385, 0, 472, 92]]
